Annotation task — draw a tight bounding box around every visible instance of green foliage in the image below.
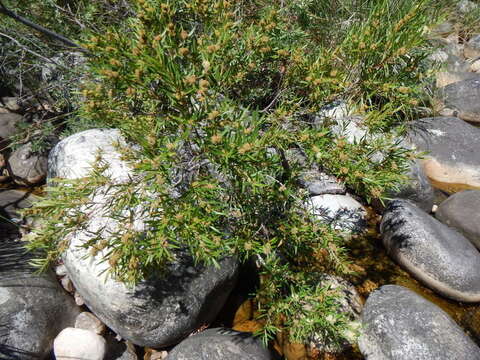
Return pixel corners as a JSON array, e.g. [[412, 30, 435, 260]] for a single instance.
[[21, 0, 452, 350]]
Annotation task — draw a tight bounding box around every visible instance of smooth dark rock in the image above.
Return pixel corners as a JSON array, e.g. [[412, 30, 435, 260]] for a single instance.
[[408, 117, 480, 193], [381, 199, 480, 302], [166, 328, 278, 360], [441, 77, 480, 123], [359, 285, 480, 360], [0, 239, 80, 359], [436, 190, 480, 249]]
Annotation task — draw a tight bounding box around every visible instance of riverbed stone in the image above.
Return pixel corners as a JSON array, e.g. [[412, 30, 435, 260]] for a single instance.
[[166, 328, 278, 360], [306, 194, 368, 235], [407, 117, 480, 193], [436, 190, 480, 249], [380, 199, 480, 302], [359, 285, 480, 360], [54, 327, 106, 360], [440, 78, 480, 123], [50, 129, 239, 347], [8, 142, 48, 185], [0, 238, 80, 359]]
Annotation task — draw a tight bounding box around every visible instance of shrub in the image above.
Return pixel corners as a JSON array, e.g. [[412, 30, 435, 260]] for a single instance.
[[22, 0, 450, 350]]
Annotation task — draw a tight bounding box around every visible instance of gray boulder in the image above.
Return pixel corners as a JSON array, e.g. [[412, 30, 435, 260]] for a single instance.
[[436, 190, 480, 249], [359, 285, 480, 360], [440, 77, 480, 123], [408, 117, 480, 193], [166, 328, 278, 360], [8, 142, 48, 185], [0, 239, 80, 359], [381, 199, 480, 302], [50, 129, 239, 347]]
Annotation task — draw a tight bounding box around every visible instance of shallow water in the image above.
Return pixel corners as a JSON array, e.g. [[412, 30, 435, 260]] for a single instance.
[[347, 226, 480, 348]]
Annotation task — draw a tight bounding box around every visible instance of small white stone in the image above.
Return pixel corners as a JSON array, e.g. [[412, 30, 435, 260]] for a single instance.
[[54, 327, 106, 360], [74, 291, 85, 306], [75, 312, 106, 335], [55, 264, 68, 277], [471, 59, 480, 72], [432, 204, 438, 213], [60, 276, 74, 293]]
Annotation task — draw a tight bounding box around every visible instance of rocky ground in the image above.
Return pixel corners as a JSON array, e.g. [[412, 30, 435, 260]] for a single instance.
[[3, 1, 480, 359]]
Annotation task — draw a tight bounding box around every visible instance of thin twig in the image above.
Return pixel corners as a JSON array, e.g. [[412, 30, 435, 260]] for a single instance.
[[0, 1, 90, 54], [0, 31, 70, 71]]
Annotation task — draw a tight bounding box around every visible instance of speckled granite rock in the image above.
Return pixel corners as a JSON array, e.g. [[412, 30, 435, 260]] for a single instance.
[[381, 199, 480, 302], [359, 285, 480, 360]]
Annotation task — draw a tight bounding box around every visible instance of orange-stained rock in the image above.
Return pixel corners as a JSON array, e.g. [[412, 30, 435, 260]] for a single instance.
[[408, 117, 480, 194], [283, 341, 308, 360], [233, 299, 253, 326], [232, 320, 264, 333], [422, 158, 480, 194]]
